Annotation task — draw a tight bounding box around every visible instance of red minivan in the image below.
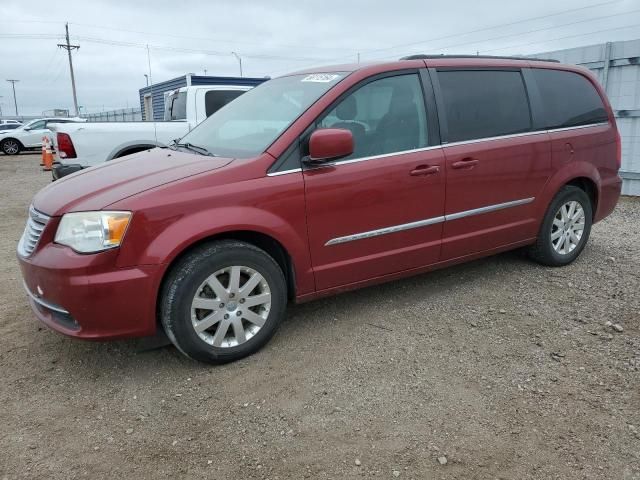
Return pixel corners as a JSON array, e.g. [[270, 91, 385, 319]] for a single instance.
[[17, 55, 622, 363]]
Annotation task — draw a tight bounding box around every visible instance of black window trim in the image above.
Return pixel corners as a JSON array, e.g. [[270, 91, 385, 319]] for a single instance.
[[268, 68, 440, 174], [431, 66, 535, 144]]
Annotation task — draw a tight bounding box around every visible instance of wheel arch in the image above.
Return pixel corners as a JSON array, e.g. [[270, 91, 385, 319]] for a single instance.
[[1, 137, 24, 149], [537, 162, 601, 223], [157, 230, 297, 306], [565, 176, 598, 219], [106, 141, 161, 161], [112, 144, 158, 159]]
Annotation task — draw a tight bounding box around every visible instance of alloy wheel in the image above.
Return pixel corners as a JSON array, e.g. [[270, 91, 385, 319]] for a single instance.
[[2, 140, 19, 155], [551, 200, 586, 255], [190, 265, 271, 348]]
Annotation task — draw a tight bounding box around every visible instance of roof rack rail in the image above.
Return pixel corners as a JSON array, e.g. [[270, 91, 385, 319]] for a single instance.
[[400, 54, 560, 63]]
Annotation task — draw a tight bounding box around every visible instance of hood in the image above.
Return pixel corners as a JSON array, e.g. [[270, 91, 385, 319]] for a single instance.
[[33, 148, 234, 216]]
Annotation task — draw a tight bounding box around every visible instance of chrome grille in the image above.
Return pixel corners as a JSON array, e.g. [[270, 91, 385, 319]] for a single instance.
[[18, 206, 50, 257]]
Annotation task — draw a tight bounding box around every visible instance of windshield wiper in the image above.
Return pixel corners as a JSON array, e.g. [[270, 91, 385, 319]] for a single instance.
[[169, 140, 217, 156]]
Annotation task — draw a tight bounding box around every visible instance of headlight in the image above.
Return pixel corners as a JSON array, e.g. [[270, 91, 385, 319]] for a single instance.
[[55, 211, 132, 253]]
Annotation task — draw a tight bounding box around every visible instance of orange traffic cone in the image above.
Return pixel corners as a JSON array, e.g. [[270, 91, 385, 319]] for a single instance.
[[42, 136, 54, 171]]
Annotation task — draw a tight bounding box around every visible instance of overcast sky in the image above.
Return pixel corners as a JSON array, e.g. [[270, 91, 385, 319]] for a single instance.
[[1, 0, 639, 116]]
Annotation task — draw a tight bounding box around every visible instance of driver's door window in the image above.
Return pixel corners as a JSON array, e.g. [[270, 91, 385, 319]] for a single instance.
[[318, 73, 428, 161], [27, 120, 46, 130], [22, 120, 48, 147]]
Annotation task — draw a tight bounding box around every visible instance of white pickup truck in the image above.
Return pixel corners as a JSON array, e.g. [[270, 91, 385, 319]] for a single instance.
[[49, 84, 257, 179]]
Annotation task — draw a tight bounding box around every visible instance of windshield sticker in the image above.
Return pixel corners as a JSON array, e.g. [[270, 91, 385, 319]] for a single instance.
[[301, 74, 341, 83]]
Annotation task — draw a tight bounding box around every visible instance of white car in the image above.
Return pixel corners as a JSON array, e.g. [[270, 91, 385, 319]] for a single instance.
[[0, 117, 85, 155], [0, 119, 23, 130]]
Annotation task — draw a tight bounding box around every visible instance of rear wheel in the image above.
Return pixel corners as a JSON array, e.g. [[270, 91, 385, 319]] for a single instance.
[[160, 240, 287, 364], [1, 138, 21, 155], [528, 185, 592, 266]]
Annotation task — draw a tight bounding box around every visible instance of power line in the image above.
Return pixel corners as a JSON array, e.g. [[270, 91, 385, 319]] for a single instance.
[[42, 55, 70, 88], [6, 18, 358, 53], [483, 21, 640, 54], [372, 7, 640, 61], [358, 0, 624, 58], [0, 34, 62, 39], [71, 35, 333, 62], [267, 19, 640, 77], [319, 0, 626, 66]]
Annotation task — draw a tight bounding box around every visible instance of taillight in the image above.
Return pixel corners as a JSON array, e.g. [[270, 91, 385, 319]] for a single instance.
[[615, 129, 622, 170], [56, 132, 77, 159]]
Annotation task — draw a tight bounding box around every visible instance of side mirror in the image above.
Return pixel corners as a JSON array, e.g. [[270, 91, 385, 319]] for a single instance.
[[305, 128, 354, 165]]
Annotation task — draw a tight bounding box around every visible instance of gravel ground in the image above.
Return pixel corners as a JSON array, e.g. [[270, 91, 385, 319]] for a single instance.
[[1, 154, 639, 480]]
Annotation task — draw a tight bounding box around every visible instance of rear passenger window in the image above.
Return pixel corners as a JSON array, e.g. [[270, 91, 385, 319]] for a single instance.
[[531, 69, 608, 129], [318, 73, 428, 160], [438, 70, 531, 142], [205, 90, 244, 117]]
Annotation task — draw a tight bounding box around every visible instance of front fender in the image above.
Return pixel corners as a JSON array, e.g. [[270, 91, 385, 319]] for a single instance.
[[114, 173, 314, 297]]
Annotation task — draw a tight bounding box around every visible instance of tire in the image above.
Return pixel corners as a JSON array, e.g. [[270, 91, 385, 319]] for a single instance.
[[1, 138, 21, 155], [528, 185, 593, 267], [160, 240, 287, 364]]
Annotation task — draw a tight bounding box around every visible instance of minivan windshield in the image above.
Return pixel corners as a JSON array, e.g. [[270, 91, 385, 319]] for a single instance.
[[178, 73, 346, 158]]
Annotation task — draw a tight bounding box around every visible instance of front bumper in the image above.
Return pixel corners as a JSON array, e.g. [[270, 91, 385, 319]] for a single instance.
[[18, 242, 161, 340], [595, 174, 623, 223]]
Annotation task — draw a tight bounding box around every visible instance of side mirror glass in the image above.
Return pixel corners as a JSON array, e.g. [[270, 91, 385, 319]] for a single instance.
[[305, 128, 354, 165]]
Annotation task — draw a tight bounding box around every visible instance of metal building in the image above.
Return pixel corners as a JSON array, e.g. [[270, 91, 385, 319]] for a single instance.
[[531, 39, 640, 195], [138, 73, 267, 122]]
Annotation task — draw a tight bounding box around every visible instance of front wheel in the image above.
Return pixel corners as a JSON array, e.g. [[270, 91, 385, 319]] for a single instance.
[[160, 240, 287, 364], [528, 185, 593, 266], [1, 138, 21, 155]]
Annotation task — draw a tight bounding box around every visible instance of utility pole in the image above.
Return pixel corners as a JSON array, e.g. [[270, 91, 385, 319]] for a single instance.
[[144, 74, 149, 86], [6, 80, 19, 116], [231, 52, 243, 77], [0, 95, 3, 117], [57, 23, 80, 116]]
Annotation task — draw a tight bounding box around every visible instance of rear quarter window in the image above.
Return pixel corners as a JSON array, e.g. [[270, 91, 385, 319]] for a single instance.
[[437, 69, 532, 143], [532, 69, 608, 129], [205, 90, 245, 117]]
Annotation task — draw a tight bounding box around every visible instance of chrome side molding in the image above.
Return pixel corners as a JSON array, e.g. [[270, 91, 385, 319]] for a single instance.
[[325, 197, 535, 246], [325, 216, 446, 246], [445, 197, 534, 221]]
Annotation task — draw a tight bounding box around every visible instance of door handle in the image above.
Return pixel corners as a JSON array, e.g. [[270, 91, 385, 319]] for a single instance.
[[451, 158, 479, 170], [409, 165, 440, 176]]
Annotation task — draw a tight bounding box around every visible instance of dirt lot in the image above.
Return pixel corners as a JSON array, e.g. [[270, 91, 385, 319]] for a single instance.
[[0, 154, 638, 480]]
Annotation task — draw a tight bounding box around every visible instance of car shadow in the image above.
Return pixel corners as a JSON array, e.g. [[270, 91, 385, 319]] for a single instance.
[[47, 248, 540, 377]]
